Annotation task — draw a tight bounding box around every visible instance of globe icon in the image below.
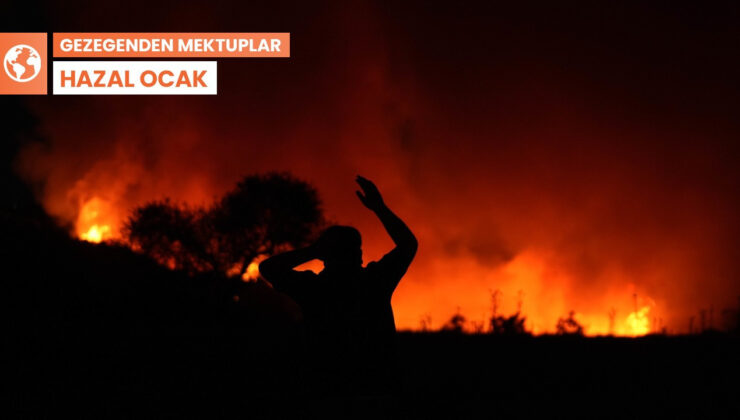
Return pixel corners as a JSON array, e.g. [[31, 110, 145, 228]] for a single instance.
[[4, 44, 41, 82]]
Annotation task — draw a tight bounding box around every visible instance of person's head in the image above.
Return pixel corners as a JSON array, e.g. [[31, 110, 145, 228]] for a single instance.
[[315, 225, 362, 269]]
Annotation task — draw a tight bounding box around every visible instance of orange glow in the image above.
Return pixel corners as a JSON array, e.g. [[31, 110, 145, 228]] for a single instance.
[[67, 196, 667, 336], [242, 256, 267, 282], [624, 306, 651, 337], [67, 194, 665, 336], [77, 197, 117, 243], [391, 250, 662, 336], [80, 224, 110, 243], [18, 15, 737, 337]]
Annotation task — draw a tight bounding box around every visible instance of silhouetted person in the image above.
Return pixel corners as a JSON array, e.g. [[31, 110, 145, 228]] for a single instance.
[[260, 175, 417, 395]]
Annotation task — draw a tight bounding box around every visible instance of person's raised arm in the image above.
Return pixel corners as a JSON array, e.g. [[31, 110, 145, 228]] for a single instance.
[[259, 245, 318, 283], [356, 175, 418, 261]]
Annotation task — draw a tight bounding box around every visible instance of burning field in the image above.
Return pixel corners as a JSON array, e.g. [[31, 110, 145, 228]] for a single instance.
[[10, 2, 740, 337]]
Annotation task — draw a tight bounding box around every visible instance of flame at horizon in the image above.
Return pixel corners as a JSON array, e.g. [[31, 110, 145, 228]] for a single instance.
[[77, 197, 117, 243]]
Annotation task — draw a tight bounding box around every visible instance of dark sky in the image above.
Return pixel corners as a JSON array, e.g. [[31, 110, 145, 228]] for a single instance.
[[9, 1, 740, 333]]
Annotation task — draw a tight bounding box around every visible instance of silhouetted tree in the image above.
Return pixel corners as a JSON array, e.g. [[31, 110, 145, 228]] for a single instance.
[[125, 172, 324, 276], [211, 172, 324, 276], [125, 200, 214, 273], [556, 311, 584, 336]]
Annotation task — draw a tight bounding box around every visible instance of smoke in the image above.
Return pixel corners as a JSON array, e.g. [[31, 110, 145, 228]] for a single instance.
[[15, 1, 740, 333]]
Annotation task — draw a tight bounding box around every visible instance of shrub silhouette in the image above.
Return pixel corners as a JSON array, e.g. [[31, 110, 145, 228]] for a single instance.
[[125, 172, 324, 276], [556, 310, 584, 336], [490, 312, 529, 336], [442, 309, 467, 333], [487, 289, 530, 335]]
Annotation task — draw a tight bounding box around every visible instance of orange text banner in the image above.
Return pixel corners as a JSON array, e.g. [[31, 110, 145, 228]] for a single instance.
[[53, 33, 290, 58]]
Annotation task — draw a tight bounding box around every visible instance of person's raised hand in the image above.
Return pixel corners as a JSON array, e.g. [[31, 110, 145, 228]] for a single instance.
[[355, 175, 385, 212]]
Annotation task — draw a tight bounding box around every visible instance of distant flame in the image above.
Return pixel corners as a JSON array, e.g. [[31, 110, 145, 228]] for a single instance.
[[242, 261, 262, 281], [69, 197, 664, 336], [625, 305, 651, 336], [241, 255, 268, 282], [77, 197, 117, 243], [80, 224, 111, 243]]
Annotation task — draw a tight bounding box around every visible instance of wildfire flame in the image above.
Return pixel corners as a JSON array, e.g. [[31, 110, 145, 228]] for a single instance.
[[70, 200, 662, 336], [242, 260, 262, 282], [77, 197, 117, 243], [80, 224, 111, 243], [625, 305, 651, 336], [15, 2, 740, 340]]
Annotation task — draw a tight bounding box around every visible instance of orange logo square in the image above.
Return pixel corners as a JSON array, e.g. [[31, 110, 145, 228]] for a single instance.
[[0, 33, 47, 95]]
